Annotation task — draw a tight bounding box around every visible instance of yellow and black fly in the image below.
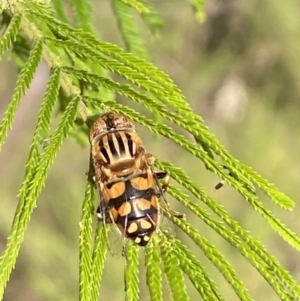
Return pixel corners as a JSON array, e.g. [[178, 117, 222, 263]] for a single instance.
[[89, 111, 182, 252]]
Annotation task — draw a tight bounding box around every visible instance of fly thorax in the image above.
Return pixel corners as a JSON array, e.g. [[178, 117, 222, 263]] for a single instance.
[[95, 130, 138, 164], [109, 159, 137, 176]]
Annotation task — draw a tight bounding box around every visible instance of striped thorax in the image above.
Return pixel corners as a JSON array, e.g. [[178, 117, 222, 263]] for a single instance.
[[90, 112, 152, 182]]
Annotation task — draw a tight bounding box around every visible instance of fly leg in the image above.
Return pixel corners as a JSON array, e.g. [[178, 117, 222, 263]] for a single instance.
[[159, 202, 185, 219], [155, 171, 169, 193], [96, 199, 119, 255], [155, 171, 185, 219], [96, 199, 112, 223], [121, 217, 128, 257], [146, 153, 155, 166]]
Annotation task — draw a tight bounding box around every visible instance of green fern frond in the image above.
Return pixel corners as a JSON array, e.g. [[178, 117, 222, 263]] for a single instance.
[[111, 0, 148, 59], [26, 4, 179, 89], [68, 0, 95, 32], [79, 176, 94, 301], [89, 223, 109, 301], [0, 39, 42, 152], [0, 95, 79, 299], [163, 190, 299, 299], [33, 68, 60, 138], [47, 37, 181, 104], [140, 0, 163, 36], [159, 236, 189, 301], [145, 236, 163, 301], [166, 216, 252, 301], [125, 244, 140, 301], [247, 200, 300, 250], [165, 185, 300, 299], [50, 0, 68, 22], [25, 4, 184, 109], [83, 101, 243, 190], [64, 49, 292, 213], [0, 66, 60, 295], [238, 162, 294, 210], [18, 67, 60, 201], [194, 133, 294, 210], [161, 232, 225, 301], [156, 160, 300, 252], [118, 0, 149, 13], [0, 12, 21, 58]]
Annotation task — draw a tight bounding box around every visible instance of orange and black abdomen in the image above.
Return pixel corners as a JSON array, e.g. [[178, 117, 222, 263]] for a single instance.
[[107, 174, 159, 246]]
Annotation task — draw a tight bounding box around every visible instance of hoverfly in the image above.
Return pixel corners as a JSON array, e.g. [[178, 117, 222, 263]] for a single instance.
[[89, 111, 182, 252]]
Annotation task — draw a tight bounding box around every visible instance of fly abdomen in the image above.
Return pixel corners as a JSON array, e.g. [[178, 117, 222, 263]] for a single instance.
[[111, 191, 158, 246], [115, 202, 157, 225], [125, 215, 158, 246]]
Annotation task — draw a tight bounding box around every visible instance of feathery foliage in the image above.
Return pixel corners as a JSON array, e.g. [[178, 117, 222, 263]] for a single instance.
[[111, 0, 149, 59], [125, 244, 140, 301], [69, 0, 94, 32], [50, 0, 68, 23], [0, 13, 21, 58], [161, 232, 224, 301], [0, 39, 42, 151], [118, 0, 149, 13], [88, 223, 109, 301], [79, 173, 94, 301], [160, 235, 190, 301], [145, 236, 163, 301], [0, 1, 299, 301], [139, 0, 163, 35]]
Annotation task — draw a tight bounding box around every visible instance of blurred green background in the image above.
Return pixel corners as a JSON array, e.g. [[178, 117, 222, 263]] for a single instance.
[[1, 0, 300, 300]]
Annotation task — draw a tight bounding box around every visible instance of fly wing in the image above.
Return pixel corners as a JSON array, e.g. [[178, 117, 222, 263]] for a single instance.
[[151, 167, 184, 237], [94, 180, 124, 256]]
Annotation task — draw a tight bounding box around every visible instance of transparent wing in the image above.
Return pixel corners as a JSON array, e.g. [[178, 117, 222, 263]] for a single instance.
[[95, 182, 124, 256]]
